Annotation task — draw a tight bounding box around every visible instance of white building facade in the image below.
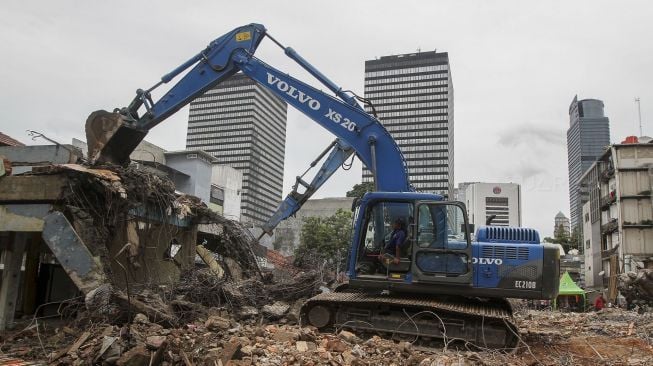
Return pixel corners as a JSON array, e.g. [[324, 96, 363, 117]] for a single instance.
[[464, 183, 522, 228], [211, 165, 243, 221], [580, 139, 653, 294]]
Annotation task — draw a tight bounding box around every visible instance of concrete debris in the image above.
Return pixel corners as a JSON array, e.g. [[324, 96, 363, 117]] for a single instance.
[[116, 345, 149, 366], [145, 335, 167, 349], [261, 301, 290, 319], [132, 313, 149, 324], [271, 330, 299, 343], [205, 315, 231, 331], [619, 269, 653, 305], [338, 330, 361, 343], [238, 306, 259, 319], [3, 306, 653, 365]]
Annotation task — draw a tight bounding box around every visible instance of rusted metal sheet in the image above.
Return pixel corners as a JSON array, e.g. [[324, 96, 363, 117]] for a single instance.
[[41, 211, 106, 294]]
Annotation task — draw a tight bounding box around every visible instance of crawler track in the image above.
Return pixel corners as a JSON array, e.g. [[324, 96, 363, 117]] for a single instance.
[[300, 292, 518, 349]]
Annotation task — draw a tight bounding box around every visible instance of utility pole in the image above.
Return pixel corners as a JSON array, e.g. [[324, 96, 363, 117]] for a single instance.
[[635, 97, 643, 136]]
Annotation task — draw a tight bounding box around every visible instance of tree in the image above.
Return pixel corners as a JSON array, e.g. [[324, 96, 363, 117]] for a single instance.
[[545, 224, 582, 254], [553, 224, 570, 245], [569, 226, 582, 254], [294, 209, 353, 271], [346, 182, 374, 199]]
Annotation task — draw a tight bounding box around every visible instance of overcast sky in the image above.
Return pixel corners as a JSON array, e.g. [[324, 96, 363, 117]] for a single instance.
[[2, 1, 652, 237]]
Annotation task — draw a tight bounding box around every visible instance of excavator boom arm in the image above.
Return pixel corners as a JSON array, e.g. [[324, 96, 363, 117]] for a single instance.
[[85, 23, 411, 234]]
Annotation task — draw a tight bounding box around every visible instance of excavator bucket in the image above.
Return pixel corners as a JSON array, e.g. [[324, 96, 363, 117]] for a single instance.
[[85, 110, 148, 166]]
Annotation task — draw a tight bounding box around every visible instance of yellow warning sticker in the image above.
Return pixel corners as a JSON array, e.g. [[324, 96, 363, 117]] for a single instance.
[[235, 32, 251, 42]]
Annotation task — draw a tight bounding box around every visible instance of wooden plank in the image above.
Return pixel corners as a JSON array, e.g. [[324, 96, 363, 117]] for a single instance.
[[0, 232, 27, 330], [0, 175, 68, 202], [51, 331, 91, 361]]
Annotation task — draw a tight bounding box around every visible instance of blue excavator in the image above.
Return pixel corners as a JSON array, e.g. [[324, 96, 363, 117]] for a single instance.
[[85, 23, 559, 348]]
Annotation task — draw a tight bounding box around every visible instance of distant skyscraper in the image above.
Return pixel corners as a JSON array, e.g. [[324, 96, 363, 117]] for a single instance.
[[554, 211, 571, 237], [186, 73, 287, 226], [567, 96, 610, 229], [362, 51, 454, 196]]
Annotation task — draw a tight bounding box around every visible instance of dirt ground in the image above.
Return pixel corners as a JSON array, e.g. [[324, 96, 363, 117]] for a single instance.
[[514, 308, 653, 365]]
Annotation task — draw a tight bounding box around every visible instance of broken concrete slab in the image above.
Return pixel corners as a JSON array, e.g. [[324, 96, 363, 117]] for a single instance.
[[0, 175, 68, 202], [41, 211, 106, 294]]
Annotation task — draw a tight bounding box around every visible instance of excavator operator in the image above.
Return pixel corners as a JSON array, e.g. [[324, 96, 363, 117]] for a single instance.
[[378, 218, 407, 265]]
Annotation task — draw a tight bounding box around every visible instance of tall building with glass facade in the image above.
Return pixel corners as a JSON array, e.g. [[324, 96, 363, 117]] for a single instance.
[[567, 95, 610, 229], [362, 51, 454, 197], [186, 73, 287, 226]]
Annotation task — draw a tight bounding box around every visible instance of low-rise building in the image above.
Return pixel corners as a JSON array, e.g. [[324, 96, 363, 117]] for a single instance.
[[0, 132, 25, 147], [72, 138, 243, 219], [580, 137, 653, 296]]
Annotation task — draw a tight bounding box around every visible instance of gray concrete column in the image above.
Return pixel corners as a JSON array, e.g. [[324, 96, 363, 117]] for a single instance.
[[0, 232, 27, 330]]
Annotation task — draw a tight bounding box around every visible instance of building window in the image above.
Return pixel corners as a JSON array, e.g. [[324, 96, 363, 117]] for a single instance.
[[585, 239, 590, 249], [210, 185, 225, 206]]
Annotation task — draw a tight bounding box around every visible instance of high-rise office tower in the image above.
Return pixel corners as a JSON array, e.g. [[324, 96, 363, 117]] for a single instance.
[[362, 51, 454, 196], [567, 96, 610, 229], [186, 73, 287, 226]]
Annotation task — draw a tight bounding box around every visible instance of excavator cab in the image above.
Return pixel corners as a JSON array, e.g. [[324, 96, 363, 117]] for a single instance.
[[351, 193, 473, 289]]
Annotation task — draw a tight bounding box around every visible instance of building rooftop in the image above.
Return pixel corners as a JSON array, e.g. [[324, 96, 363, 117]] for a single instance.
[[164, 149, 218, 163], [0, 132, 25, 147]]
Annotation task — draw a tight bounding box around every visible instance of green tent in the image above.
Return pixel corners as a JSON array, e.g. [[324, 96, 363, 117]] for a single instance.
[[554, 271, 586, 311]]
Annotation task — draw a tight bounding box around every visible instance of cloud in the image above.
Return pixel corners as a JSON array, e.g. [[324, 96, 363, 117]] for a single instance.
[[497, 125, 566, 148]]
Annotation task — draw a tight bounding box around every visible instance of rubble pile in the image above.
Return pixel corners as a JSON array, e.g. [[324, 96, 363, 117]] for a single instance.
[[4, 306, 653, 365], [27, 163, 303, 322], [4, 164, 653, 365], [2, 311, 489, 366], [619, 269, 653, 305]]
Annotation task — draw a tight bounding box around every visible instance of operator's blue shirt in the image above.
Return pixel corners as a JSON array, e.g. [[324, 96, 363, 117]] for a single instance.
[[384, 229, 406, 254]]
